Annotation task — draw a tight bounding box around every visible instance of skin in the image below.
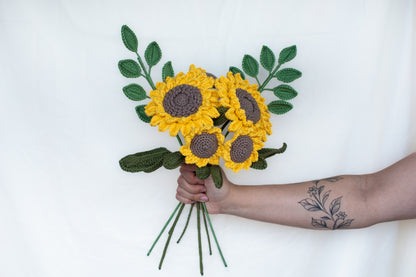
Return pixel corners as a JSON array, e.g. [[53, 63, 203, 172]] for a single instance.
[[176, 152, 416, 229]]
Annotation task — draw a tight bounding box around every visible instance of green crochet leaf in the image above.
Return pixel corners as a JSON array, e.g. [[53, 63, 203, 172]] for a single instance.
[[118, 59, 141, 78], [162, 61, 174, 81], [229, 66, 245, 79], [121, 25, 138, 53], [242, 55, 259, 77], [135, 105, 152, 123], [210, 165, 223, 189], [122, 84, 147, 101], [273, 84, 298, 100], [275, 68, 302, 83], [278, 45, 297, 64], [145, 41, 162, 67], [119, 147, 171, 173], [196, 165, 211, 180], [268, 100, 293, 115], [258, 143, 287, 159], [213, 107, 229, 126], [260, 45, 275, 72], [163, 151, 185, 170], [250, 158, 267, 170]]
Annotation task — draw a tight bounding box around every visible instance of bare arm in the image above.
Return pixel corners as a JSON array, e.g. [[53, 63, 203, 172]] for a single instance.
[[176, 152, 416, 229]]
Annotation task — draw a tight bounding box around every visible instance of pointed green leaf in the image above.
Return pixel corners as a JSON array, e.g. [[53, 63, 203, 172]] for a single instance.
[[118, 59, 141, 78], [242, 55, 259, 77], [162, 61, 174, 81], [121, 25, 138, 52], [119, 147, 171, 173], [250, 158, 267, 170], [135, 105, 152, 123], [260, 45, 275, 71], [213, 107, 229, 126], [144, 41, 162, 67], [273, 84, 298, 100], [275, 68, 302, 83], [210, 165, 223, 188], [196, 165, 211, 180], [122, 84, 147, 101], [258, 143, 287, 159], [278, 45, 297, 64], [163, 151, 185, 170], [229, 66, 245, 79], [268, 100, 293, 115]]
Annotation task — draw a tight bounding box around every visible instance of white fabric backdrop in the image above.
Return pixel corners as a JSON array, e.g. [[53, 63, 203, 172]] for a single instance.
[[1, 0, 415, 276]]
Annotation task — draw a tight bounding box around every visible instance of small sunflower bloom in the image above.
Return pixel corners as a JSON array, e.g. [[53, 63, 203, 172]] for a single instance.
[[180, 126, 225, 167], [145, 65, 220, 136], [215, 72, 272, 141], [223, 129, 264, 172]]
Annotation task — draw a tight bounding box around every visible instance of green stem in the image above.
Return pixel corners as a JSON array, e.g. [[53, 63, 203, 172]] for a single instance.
[[224, 131, 230, 138], [221, 120, 230, 132], [177, 203, 194, 243], [258, 64, 281, 92], [255, 76, 261, 87], [147, 202, 182, 256], [197, 203, 204, 275], [135, 53, 156, 90], [176, 135, 183, 146], [262, 88, 274, 92], [202, 202, 227, 267], [158, 203, 185, 270], [202, 207, 212, 255]]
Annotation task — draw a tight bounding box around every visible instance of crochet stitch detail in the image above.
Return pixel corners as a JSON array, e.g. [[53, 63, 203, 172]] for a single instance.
[[230, 135, 254, 163], [163, 84, 202, 117], [190, 132, 219, 159], [236, 88, 261, 123]]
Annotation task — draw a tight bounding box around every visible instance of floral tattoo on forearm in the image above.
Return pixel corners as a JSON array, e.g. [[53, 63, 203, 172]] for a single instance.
[[298, 177, 354, 229]]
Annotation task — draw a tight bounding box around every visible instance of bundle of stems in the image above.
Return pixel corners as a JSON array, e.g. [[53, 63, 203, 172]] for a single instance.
[[147, 201, 227, 275]]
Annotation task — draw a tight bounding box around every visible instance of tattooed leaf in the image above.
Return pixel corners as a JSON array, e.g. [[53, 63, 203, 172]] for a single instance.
[[322, 190, 331, 206], [299, 198, 321, 211], [336, 219, 354, 229], [311, 218, 327, 228], [330, 196, 342, 215], [317, 185, 325, 196], [321, 216, 331, 220]]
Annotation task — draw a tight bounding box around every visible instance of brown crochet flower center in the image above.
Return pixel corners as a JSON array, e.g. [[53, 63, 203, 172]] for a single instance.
[[236, 88, 260, 123], [190, 132, 219, 159], [230, 135, 253, 163], [163, 84, 202, 117]]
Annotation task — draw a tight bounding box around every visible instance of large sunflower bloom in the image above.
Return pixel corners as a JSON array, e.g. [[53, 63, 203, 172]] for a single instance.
[[223, 129, 264, 172], [145, 65, 220, 136], [215, 72, 272, 141], [180, 126, 225, 167]]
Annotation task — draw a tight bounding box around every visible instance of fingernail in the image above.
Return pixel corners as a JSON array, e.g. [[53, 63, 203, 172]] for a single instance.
[[200, 196, 208, 202], [201, 187, 206, 192]]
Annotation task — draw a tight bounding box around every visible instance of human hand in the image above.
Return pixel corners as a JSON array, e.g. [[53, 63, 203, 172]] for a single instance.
[[176, 164, 233, 214]]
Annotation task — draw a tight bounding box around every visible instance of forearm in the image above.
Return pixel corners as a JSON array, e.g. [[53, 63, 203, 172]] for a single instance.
[[219, 152, 416, 229], [220, 174, 372, 230]]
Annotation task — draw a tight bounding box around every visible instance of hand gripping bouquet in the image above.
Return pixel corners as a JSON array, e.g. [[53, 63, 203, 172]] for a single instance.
[[117, 25, 301, 275]]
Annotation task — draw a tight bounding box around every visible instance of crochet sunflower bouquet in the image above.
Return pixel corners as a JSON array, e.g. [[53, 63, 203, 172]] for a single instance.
[[117, 25, 301, 274]]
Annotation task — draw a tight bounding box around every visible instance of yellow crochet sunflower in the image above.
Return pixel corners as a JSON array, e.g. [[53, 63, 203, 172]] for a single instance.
[[180, 126, 225, 167], [215, 72, 272, 141], [223, 129, 264, 172], [145, 65, 220, 137]]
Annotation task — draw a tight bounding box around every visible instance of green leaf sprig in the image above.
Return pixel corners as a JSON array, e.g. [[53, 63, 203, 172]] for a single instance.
[[229, 45, 301, 116]]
